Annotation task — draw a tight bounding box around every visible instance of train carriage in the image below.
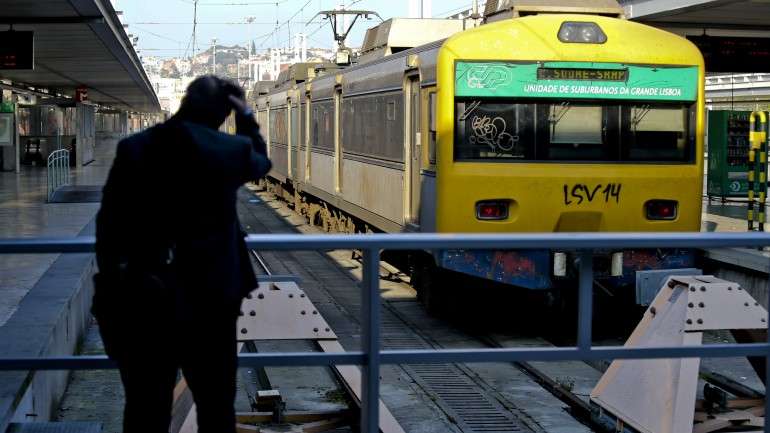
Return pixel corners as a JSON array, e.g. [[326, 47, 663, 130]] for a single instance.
[[254, 0, 705, 313]]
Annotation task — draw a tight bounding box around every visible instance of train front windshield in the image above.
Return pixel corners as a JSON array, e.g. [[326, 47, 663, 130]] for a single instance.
[[453, 61, 700, 163], [454, 100, 696, 163]]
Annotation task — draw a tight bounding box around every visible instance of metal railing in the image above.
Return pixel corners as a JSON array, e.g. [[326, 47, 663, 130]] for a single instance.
[[1, 232, 770, 432], [46, 149, 70, 202]]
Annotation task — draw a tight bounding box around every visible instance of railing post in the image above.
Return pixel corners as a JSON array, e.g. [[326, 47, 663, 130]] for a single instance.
[[765, 274, 770, 433], [46, 162, 51, 201], [361, 248, 381, 432], [45, 150, 71, 202], [577, 250, 593, 351], [765, 351, 770, 433]]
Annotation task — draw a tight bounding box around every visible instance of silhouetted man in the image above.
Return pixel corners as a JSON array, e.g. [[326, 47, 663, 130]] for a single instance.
[[93, 75, 271, 433]]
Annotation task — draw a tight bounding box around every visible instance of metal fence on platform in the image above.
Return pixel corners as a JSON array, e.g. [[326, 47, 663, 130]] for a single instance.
[[1, 232, 770, 432], [46, 149, 70, 202]]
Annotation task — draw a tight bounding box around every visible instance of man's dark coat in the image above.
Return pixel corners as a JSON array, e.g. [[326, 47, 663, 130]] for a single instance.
[[94, 117, 272, 354]]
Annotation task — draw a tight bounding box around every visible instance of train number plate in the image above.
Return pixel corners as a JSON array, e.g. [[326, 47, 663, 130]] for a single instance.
[[563, 183, 621, 205]]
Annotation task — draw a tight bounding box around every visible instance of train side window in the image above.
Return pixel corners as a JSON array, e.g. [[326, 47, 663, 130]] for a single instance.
[[312, 107, 318, 148], [310, 102, 333, 151], [428, 92, 437, 164], [387, 101, 396, 121]]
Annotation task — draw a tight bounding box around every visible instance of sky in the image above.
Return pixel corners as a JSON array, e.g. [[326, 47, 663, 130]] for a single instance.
[[115, 0, 476, 58]]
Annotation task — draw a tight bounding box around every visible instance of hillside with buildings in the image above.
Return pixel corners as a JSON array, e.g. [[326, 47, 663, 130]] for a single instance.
[[141, 38, 335, 113]]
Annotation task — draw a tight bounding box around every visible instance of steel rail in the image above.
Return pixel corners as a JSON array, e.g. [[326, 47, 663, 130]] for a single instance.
[[250, 249, 272, 276]]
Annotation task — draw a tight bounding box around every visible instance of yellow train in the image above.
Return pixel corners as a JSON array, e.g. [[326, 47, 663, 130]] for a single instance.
[[254, 1, 704, 312]]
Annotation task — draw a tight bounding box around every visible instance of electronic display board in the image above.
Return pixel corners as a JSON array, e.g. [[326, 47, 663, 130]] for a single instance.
[[688, 36, 770, 73], [0, 31, 34, 70]]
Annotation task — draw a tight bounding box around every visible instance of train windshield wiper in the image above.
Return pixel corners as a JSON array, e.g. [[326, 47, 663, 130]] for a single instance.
[[631, 105, 652, 131], [459, 100, 482, 121], [549, 102, 571, 137]]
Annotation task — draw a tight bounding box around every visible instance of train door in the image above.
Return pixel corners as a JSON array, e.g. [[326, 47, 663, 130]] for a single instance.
[[291, 94, 300, 180], [264, 102, 271, 159], [258, 105, 270, 159], [334, 85, 342, 194], [405, 75, 421, 225], [305, 92, 311, 182], [286, 98, 293, 178]]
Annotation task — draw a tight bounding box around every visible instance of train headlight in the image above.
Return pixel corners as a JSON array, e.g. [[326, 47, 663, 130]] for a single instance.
[[558, 22, 607, 44], [645, 200, 678, 220]]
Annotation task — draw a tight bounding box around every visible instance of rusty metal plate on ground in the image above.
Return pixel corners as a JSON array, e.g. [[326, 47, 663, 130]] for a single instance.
[[237, 281, 337, 341]]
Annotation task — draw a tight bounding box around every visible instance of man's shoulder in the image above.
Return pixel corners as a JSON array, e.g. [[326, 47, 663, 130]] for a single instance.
[[183, 121, 250, 147], [116, 125, 161, 157], [121, 124, 159, 144], [181, 122, 251, 161]]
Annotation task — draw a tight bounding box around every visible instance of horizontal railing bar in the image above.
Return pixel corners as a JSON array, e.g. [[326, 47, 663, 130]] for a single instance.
[[380, 343, 770, 363], [1, 343, 768, 371], [0, 352, 365, 370], [3, 232, 770, 254], [247, 232, 770, 250], [0, 237, 95, 254]]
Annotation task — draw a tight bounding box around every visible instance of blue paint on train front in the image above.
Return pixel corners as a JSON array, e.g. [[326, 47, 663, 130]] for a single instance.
[[438, 248, 697, 294], [603, 248, 696, 286], [439, 249, 553, 289]]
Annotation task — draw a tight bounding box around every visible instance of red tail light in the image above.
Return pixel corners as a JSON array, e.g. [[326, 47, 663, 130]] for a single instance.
[[476, 200, 509, 220], [645, 200, 678, 220]]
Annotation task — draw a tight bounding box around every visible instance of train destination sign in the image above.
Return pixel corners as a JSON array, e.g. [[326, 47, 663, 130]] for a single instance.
[[537, 67, 628, 82], [456, 61, 698, 102]]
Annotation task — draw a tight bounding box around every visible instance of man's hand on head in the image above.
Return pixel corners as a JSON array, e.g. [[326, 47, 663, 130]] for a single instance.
[[228, 95, 259, 136], [228, 95, 252, 117]]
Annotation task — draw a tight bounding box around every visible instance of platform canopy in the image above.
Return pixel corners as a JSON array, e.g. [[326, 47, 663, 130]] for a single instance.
[[620, 0, 770, 31], [620, 0, 770, 73], [0, 0, 160, 112]]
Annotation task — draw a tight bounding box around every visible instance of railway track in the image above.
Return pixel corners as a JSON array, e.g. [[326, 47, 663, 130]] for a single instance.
[[248, 248, 538, 433], [238, 187, 598, 433]]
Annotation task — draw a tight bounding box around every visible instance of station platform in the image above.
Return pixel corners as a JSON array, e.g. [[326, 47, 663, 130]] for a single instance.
[[0, 138, 115, 326], [0, 136, 118, 431]]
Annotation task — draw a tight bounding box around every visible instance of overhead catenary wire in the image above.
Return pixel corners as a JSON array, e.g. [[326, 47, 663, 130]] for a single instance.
[[274, 0, 368, 51], [257, 0, 314, 50], [132, 26, 187, 44], [272, 17, 326, 50], [135, 48, 191, 52], [131, 21, 279, 25], [137, 0, 362, 59], [178, 0, 284, 59], [433, 2, 475, 18], [177, 0, 288, 4]]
